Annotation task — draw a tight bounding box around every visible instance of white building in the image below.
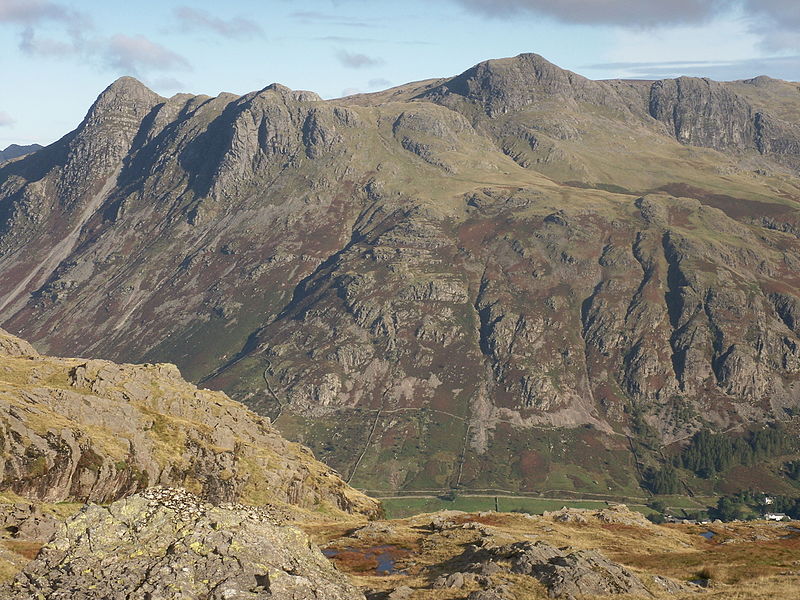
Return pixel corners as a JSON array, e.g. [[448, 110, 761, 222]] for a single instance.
[[765, 513, 787, 521]]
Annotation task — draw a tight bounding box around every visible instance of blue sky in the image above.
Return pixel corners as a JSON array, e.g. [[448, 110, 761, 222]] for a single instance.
[[1, 0, 799, 146]]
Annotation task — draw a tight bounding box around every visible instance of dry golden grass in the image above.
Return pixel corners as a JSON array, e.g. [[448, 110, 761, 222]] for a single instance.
[[301, 508, 800, 599]]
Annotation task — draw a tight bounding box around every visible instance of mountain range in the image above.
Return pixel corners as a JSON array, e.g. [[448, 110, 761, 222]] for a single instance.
[[0, 53, 799, 497], [0, 144, 42, 164]]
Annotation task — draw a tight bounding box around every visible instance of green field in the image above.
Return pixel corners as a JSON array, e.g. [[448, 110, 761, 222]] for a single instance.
[[379, 495, 652, 519]]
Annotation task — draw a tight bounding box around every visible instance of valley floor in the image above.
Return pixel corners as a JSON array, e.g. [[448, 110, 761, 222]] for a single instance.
[[375, 494, 713, 519]]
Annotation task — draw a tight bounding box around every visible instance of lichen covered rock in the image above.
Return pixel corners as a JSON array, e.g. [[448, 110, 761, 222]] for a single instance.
[[0, 488, 365, 600]]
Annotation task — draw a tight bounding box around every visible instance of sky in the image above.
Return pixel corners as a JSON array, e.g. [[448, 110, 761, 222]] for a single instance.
[[1, 0, 799, 146]]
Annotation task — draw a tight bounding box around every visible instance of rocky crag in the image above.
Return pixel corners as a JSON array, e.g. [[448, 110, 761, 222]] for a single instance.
[[0, 328, 379, 517], [1, 55, 799, 494], [1, 487, 366, 600]]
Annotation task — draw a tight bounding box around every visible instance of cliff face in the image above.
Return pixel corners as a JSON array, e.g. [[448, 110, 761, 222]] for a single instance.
[[0, 54, 799, 495], [0, 328, 379, 518]]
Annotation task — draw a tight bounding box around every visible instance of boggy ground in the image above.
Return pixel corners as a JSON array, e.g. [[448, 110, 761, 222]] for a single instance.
[[302, 505, 800, 600]]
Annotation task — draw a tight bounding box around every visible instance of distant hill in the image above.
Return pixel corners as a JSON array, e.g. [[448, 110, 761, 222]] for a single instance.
[[0, 143, 42, 163], [0, 56, 799, 498]]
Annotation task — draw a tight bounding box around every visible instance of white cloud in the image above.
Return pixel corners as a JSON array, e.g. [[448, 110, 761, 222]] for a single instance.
[[100, 34, 191, 75], [335, 50, 384, 69]]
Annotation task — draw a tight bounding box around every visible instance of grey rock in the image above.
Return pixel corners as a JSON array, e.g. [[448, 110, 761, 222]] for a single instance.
[[0, 489, 365, 600], [457, 539, 671, 599], [0, 502, 59, 543]]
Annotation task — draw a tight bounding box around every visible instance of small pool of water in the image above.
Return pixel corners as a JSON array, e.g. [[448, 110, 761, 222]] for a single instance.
[[323, 545, 408, 576], [699, 531, 715, 540]]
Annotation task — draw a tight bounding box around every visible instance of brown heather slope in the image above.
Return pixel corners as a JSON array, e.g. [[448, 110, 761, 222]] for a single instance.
[[0, 55, 799, 495], [0, 328, 379, 518]]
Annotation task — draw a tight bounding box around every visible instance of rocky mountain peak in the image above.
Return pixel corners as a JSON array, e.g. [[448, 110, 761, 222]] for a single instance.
[[92, 76, 162, 109], [79, 76, 163, 136], [1, 53, 799, 500], [0, 144, 42, 164], [742, 75, 783, 87], [421, 52, 604, 116]]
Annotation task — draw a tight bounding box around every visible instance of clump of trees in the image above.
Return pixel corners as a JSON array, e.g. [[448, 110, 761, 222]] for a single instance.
[[643, 464, 680, 494], [646, 499, 668, 524], [783, 460, 800, 481], [641, 425, 794, 495], [674, 426, 792, 478], [709, 491, 800, 521]]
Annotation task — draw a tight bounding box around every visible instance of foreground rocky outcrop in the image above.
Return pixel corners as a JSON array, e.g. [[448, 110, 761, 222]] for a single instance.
[[452, 540, 656, 599], [1, 488, 366, 600], [1, 54, 799, 495], [0, 328, 379, 518]]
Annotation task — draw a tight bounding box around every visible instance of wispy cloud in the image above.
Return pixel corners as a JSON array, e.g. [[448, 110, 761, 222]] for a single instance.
[[1, 0, 89, 57], [18, 25, 81, 56], [0, 0, 191, 76], [174, 6, 263, 39], [101, 34, 191, 75], [0, 112, 15, 128], [315, 35, 377, 43], [587, 55, 800, 81], [335, 49, 384, 69], [0, 0, 82, 26], [746, 0, 800, 53], [291, 10, 371, 28], [314, 35, 434, 47]]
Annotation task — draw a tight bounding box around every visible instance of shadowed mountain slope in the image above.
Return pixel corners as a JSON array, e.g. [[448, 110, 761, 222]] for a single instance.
[[0, 145, 42, 165]]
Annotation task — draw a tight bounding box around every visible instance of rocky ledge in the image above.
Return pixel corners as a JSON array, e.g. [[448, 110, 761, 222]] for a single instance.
[[0, 487, 365, 600]]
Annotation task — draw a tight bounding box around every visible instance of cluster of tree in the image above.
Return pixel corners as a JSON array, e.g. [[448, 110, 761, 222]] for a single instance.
[[766, 494, 800, 518], [643, 464, 680, 495], [674, 427, 792, 478], [709, 491, 800, 521], [783, 460, 800, 481], [629, 405, 660, 450], [645, 499, 668, 523]]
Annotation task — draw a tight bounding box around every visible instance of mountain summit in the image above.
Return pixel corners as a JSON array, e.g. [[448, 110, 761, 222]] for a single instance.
[[1, 54, 798, 496], [0, 144, 42, 164]]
